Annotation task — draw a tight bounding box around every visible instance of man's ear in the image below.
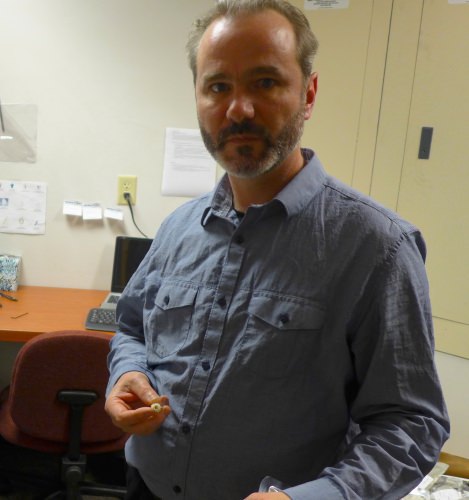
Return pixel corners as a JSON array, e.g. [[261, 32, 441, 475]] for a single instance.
[[304, 72, 318, 120]]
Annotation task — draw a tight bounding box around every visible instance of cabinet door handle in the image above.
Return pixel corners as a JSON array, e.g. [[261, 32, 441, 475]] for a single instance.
[[418, 126, 434, 159]]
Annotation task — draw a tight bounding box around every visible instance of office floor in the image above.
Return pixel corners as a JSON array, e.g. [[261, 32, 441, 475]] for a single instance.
[[0, 437, 126, 500], [0, 478, 124, 500], [0, 494, 120, 500], [0, 475, 124, 500], [0, 495, 119, 500]]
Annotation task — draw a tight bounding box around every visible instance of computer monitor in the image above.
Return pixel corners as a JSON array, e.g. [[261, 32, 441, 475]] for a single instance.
[[111, 236, 152, 293]]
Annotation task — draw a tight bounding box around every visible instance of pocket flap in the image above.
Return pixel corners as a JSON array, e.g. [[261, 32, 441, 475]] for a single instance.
[[248, 294, 325, 330], [155, 284, 197, 310]]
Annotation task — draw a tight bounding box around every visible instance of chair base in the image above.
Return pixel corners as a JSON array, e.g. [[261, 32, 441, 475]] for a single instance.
[[0, 437, 127, 499]]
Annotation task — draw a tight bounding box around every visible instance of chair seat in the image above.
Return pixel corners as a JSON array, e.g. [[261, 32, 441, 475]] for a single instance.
[[0, 389, 128, 454]]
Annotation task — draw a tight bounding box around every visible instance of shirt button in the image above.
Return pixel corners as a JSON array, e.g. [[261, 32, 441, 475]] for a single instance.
[[163, 295, 170, 305], [173, 485, 182, 494], [278, 313, 290, 325], [202, 360, 210, 371], [217, 296, 227, 307], [182, 423, 191, 434]]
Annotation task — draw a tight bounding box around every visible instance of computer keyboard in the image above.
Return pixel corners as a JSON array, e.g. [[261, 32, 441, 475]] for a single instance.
[[85, 308, 117, 332], [106, 294, 120, 305]]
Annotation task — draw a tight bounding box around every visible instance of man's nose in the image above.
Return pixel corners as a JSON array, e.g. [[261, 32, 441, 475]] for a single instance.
[[226, 94, 255, 123]]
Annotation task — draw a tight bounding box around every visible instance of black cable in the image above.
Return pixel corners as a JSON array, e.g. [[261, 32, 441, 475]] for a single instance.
[[123, 192, 149, 239]]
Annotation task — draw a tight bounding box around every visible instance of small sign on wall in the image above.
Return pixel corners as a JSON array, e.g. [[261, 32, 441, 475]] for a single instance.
[[304, 0, 349, 10], [448, 0, 469, 4], [0, 180, 46, 234]]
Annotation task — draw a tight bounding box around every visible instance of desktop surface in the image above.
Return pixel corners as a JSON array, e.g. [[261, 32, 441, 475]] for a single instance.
[[0, 286, 112, 342]]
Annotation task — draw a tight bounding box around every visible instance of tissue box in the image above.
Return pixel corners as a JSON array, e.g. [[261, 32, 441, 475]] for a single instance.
[[0, 254, 21, 291]]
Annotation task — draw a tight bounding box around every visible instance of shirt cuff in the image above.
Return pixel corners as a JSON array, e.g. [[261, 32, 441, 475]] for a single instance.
[[283, 477, 345, 500], [106, 364, 156, 397]]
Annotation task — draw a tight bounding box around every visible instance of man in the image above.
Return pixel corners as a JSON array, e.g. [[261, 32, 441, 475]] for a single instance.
[[105, 1, 450, 499]]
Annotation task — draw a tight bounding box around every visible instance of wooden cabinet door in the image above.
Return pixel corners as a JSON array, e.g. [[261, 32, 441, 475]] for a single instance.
[[372, 0, 469, 358], [299, 0, 392, 186]]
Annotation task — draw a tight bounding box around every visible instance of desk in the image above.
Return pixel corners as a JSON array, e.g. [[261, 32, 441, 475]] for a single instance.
[[0, 286, 111, 342]]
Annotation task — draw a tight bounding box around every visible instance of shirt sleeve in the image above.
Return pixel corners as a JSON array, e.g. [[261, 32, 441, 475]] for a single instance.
[[285, 230, 450, 500], [106, 244, 157, 395]]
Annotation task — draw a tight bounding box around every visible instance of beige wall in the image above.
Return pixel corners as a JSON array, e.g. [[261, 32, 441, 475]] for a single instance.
[[0, 0, 382, 289], [1, 0, 468, 458], [0, 0, 213, 290]]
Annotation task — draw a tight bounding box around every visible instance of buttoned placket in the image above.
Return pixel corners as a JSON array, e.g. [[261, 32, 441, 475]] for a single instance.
[[169, 218, 246, 496]]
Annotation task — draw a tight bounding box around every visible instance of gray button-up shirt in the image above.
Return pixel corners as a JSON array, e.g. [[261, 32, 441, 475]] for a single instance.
[[108, 150, 449, 500]]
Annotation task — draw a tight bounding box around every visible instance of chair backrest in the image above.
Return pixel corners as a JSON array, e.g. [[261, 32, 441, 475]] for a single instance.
[[7, 330, 124, 445]]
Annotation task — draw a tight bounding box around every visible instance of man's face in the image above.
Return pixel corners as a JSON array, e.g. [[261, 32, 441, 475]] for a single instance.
[[195, 9, 316, 179]]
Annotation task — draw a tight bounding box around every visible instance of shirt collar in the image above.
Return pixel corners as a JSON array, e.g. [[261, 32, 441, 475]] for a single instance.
[[201, 175, 234, 226], [274, 149, 327, 217], [201, 148, 327, 226]]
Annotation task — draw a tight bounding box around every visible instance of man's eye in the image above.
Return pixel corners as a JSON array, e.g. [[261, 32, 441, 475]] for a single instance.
[[210, 82, 230, 93], [256, 78, 277, 89]]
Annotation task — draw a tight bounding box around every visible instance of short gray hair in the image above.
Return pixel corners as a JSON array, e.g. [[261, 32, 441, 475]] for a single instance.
[[186, 0, 319, 83]]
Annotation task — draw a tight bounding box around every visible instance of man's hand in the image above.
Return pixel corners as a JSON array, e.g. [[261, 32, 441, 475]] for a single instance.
[[244, 493, 290, 500], [105, 371, 171, 435]]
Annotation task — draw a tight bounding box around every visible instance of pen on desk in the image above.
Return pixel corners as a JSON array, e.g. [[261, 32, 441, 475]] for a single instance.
[[0, 291, 18, 301], [11, 312, 28, 319]]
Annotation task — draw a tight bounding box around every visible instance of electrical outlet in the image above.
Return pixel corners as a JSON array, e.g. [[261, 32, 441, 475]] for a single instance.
[[117, 175, 137, 205]]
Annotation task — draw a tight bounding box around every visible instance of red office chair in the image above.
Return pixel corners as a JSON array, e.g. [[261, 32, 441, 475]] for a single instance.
[[0, 330, 128, 499]]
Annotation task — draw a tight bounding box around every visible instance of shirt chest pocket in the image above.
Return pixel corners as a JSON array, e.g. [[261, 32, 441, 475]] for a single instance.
[[237, 294, 326, 380], [146, 284, 198, 359]]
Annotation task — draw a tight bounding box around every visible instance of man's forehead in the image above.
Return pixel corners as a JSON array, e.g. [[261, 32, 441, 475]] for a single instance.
[[197, 11, 297, 70], [201, 10, 295, 49]]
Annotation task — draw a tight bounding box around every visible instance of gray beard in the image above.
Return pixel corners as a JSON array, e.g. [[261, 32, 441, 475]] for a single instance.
[[199, 107, 305, 179]]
